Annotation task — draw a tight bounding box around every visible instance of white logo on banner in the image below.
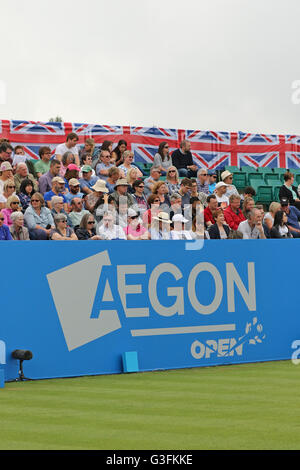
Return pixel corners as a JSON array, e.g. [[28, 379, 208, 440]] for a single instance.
[[47, 251, 260, 352]]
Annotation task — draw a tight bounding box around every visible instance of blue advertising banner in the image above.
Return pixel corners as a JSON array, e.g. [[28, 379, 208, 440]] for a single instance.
[[1, 240, 298, 381]]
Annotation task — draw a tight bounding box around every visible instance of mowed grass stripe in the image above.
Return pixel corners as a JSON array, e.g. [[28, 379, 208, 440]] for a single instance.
[[1, 360, 300, 449]]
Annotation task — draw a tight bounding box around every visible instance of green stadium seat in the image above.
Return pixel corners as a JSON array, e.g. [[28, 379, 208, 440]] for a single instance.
[[296, 174, 300, 185], [264, 172, 279, 181], [265, 178, 282, 187], [225, 166, 240, 173], [257, 167, 273, 175], [232, 172, 247, 190], [273, 186, 281, 202], [254, 186, 273, 205]]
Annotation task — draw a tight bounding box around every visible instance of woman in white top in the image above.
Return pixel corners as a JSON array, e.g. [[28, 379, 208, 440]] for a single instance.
[[118, 151, 143, 178], [153, 142, 172, 175], [263, 201, 281, 232]]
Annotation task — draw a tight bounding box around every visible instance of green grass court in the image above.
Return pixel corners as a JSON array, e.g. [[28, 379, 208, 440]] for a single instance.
[[1, 360, 299, 450]]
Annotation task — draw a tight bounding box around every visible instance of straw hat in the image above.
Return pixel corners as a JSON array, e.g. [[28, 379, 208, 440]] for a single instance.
[[153, 212, 172, 224]]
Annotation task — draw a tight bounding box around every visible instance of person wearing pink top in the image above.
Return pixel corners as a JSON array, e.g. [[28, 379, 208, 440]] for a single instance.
[[2, 195, 21, 226], [124, 208, 149, 240]]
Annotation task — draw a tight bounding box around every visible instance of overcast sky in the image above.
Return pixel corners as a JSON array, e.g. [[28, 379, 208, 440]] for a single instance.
[[1, 0, 300, 135]]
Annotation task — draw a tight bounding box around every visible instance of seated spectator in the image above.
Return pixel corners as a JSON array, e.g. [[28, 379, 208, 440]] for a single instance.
[[190, 179, 207, 206], [255, 204, 270, 238], [79, 138, 99, 166], [263, 201, 281, 232], [192, 212, 210, 239], [44, 176, 68, 210], [9, 211, 30, 240], [165, 166, 181, 196], [123, 208, 148, 240], [150, 211, 172, 239], [224, 194, 246, 230], [2, 195, 21, 226], [152, 181, 171, 208], [64, 178, 84, 204], [95, 150, 114, 180], [80, 153, 96, 177], [237, 208, 266, 239], [97, 211, 127, 240], [196, 168, 210, 195], [214, 181, 229, 208], [60, 151, 75, 178], [153, 142, 172, 175], [242, 196, 255, 218], [78, 165, 99, 194], [208, 209, 230, 239], [18, 178, 35, 212], [144, 166, 162, 197], [0, 162, 14, 195], [0, 179, 16, 209], [171, 140, 198, 177], [127, 167, 141, 193], [111, 139, 127, 166], [51, 196, 72, 227], [0, 143, 13, 166], [84, 179, 109, 214], [270, 210, 293, 239], [0, 210, 13, 240], [75, 213, 102, 240], [131, 180, 149, 214], [68, 198, 90, 228], [106, 167, 120, 193], [14, 162, 38, 194], [118, 150, 143, 178], [100, 140, 113, 162], [142, 194, 161, 228], [240, 186, 256, 204], [110, 178, 135, 208], [12, 145, 27, 168], [34, 146, 52, 178], [178, 178, 193, 208], [171, 213, 194, 240], [50, 213, 78, 240], [64, 164, 80, 191], [24, 192, 54, 240], [55, 132, 80, 166], [208, 170, 217, 194], [169, 192, 185, 221], [280, 197, 300, 238], [39, 159, 61, 194], [221, 170, 239, 198], [279, 171, 300, 210], [204, 194, 218, 228]]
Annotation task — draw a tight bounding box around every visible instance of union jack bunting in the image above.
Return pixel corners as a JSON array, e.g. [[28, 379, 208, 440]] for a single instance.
[[1, 119, 300, 169]]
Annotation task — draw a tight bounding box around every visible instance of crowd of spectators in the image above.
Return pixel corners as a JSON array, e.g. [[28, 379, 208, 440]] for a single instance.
[[0, 134, 299, 241]]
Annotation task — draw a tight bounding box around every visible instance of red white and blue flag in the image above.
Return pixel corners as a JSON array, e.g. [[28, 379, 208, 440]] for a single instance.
[[1, 119, 300, 169]]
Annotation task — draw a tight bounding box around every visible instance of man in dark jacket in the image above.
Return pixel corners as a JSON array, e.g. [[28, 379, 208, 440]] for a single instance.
[[171, 140, 198, 177]]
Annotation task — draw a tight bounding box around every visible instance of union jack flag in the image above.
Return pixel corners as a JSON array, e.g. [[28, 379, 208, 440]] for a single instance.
[[1, 119, 300, 169]]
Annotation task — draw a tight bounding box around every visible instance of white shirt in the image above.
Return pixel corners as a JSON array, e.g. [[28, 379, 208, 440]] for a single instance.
[[171, 230, 194, 240], [238, 220, 262, 239], [55, 143, 79, 158], [215, 194, 229, 207], [97, 223, 126, 240]]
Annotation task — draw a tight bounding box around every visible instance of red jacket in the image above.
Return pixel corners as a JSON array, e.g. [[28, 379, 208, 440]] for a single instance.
[[224, 205, 246, 230]]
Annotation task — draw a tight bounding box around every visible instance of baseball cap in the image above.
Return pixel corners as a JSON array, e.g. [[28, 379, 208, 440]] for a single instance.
[[67, 164, 80, 171], [81, 165, 93, 173], [52, 176, 65, 184], [69, 178, 80, 186], [280, 197, 289, 206], [215, 181, 227, 189], [0, 162, 13, 172]]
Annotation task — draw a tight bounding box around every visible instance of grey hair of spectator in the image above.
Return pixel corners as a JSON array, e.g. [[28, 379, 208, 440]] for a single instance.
[[150, 166, 161, 174], [10, 211, 24, 223], [197, 168, 207, 177], [170, 192, 182, 203], [16, 162, 27, 171], [61, 151, 75, 167], [54, 213, 67, 226], [247, 208, 260, 221], [51, 195, 64, 206]]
